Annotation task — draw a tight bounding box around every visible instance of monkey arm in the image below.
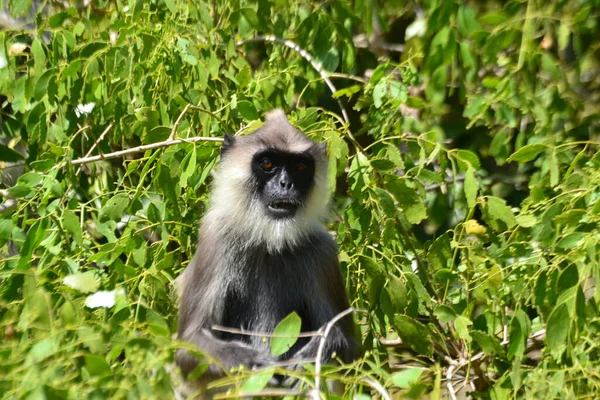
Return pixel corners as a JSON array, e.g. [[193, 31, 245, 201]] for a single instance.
[[176, 327, 277, 376], [291, 235, 359, 364]]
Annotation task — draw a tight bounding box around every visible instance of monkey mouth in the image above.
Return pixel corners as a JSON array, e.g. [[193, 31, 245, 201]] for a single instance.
[[268, 200, 299, 218]]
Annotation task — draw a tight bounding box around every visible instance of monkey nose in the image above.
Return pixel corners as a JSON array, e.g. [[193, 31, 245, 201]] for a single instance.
[[279, 179, 293, 190]]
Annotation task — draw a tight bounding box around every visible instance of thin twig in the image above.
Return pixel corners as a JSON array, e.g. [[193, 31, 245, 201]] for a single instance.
[[236, 36, 350, 126], [212, 325, 320, 339], [169, 104, 221, 141], [313, 307, 355, 395], [71, 136, 223, 165], [329, 72, 368, 84], [359, 377, 391, 400], [215, 388, 308, 399], [75, 123, 113, 175]]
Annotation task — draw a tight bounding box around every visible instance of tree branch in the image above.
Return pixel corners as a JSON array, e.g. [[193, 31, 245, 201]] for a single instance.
[[71, 136, 223, 165], [236, 35, 350, 126]]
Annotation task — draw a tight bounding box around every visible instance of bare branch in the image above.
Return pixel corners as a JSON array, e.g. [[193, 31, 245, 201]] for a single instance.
[[71, 136, 223, 165], [75, 123, 113, 175], [359, 377, 391, 400], [236, 36, 350, 126], [313, 307, 356, 395]]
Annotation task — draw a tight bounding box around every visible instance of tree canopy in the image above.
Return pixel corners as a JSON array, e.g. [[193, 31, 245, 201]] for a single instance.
[[1, 0, 599, 398]]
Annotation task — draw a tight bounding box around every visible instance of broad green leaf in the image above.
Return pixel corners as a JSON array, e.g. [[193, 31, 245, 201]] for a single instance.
[[434, 305, 456, 323], [99, 194, 129, 222], [373, 80, 387, 108], [26, 339, 56, 363], [84, 354, 111, 376], [556, 264, 579, 292], [63, 209, 82, 246], [464, 167, 478, 209], [472, 331, 503, 355], [393, 315, 432, 356], [142, 126, 171, 144], [0, 218, 12, 240], [238, 101, 259, 120], [556, 233, 586, 249], [507, 144, 546, 163], [386, 178, 426, 224], [270, 312, 302, 357], [387, 275, 408, 313], [454, 315, 473, 342], [487, 196, 516, 228], [391, 368, 423, 388], [546, 303, 569, 350], [240, 369, 274, 393], [0, 144, 24, 162], [515, 214, 537, 228]]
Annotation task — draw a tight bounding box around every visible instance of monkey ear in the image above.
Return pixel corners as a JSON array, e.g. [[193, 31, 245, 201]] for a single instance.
[[221, 134, 235, 154]]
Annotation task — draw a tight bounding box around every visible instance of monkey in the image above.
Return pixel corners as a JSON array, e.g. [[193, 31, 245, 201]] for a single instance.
[[175, 109, 358, 393]]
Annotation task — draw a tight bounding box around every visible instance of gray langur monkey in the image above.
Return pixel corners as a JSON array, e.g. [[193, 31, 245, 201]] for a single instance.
[[175, 109, 358, 388]]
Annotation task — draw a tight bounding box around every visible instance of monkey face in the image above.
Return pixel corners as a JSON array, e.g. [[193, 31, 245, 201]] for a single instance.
[[251, 149, 316, 220]]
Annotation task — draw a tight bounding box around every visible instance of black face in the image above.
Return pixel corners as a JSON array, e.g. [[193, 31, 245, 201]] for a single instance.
[[251, 149, 316, 219]]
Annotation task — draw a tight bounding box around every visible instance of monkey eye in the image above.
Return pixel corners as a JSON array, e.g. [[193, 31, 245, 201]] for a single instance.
[[296, 162, 307, 172], [260, 158, 273, 171]]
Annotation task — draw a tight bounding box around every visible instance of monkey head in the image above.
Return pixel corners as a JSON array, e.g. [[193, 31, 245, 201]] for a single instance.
[[204, 109, 329, 251]]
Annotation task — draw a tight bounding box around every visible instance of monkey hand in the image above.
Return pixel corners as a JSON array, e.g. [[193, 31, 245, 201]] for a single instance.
[[213, 340, 277, 371]]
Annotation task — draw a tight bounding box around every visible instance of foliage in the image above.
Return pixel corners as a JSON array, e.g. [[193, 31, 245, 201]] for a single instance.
[[1, 0, 600, 398]]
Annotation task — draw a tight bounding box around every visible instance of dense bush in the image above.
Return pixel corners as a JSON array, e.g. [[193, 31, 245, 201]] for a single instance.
[[1, 0, 599, 398]]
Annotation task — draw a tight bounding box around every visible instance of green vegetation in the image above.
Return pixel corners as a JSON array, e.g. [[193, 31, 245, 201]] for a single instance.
[[1, 0, 599, 398]]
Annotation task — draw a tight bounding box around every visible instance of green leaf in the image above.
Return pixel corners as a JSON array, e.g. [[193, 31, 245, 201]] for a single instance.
[[0, 144, 25, 162], [370, 159, 396, 171], [26, 339, 57, 363], [454, 315, 473, 342], [359, 255, 384, 278], [142, 126, 171, 144], [99, 194, 129, 222], [240, 369, 274, 393], [386, 178, 427, 224], [180, 146, 197, 188], [556, 233, 586, 249], [238, 101, 259, 120], [434, 305, 456, 323], [84, 354, 111, 376], [373, 80, 387, 108], [270, 312, 302, 357], [0, 218, 12, 240], [507, 144, 546, 163], [456, 149, 480, 170], [508, 309, 530, 360], [487, 196, 516, 228], [457, 6, 482, 36], [464, 167, 478, 209], [556, 264, 579, 292], [7, 184, 33, 198], [393, 315, 432, 356], [515, 214, 537, 228], [391, 368, 423, 388], [471, 331, 503, 355], [63, 209, 82, 246], [387, 275, 408, 313], [63, 272, 100, 293], [546, 303, 569, 350], [31, 38, 46, 72]]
